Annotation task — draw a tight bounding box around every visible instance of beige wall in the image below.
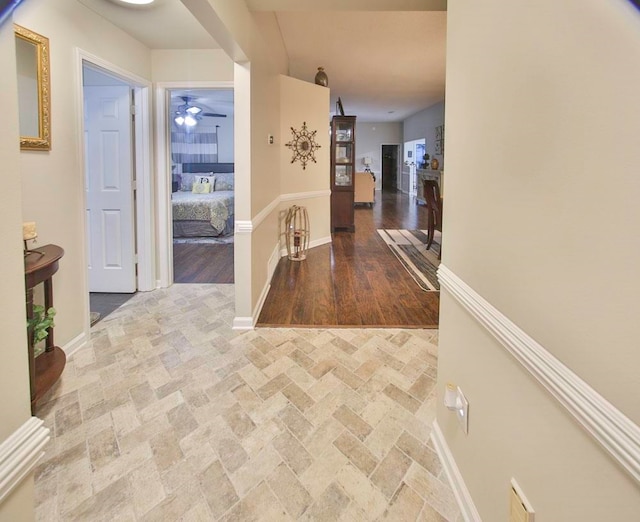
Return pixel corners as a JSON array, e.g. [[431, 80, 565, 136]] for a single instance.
[[279, 74, 331, 247], [438, 0, 640, 519], [14, 0, 151, 347], [151, 49, 233, 82], [0, 19, 37, 521]]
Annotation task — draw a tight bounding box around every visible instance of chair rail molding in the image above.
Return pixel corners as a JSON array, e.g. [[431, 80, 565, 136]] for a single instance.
[[0, 417, 49, 503], [438, 263, 640, 484]]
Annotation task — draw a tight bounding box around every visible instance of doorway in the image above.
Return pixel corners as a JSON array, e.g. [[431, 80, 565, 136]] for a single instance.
[[168, 88, 235, 284], [382, 145, 399, 191], [79, 53, 154, 330]]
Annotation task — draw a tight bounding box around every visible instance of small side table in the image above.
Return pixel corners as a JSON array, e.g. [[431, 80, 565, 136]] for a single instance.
[[25, 244, 65, 413]]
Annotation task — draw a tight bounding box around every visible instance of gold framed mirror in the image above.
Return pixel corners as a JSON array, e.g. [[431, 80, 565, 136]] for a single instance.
[[14, 24, 51, 151]]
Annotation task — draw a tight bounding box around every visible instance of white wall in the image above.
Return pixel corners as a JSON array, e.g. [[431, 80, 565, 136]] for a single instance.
[[151, 49, 233, 82], [355, 122, 402, 190], [403, 101, 445, 170], [438, 0, 640, 520]]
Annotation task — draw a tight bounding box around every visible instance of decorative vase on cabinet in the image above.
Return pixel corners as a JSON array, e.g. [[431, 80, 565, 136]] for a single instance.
[[330, 115, 356, 232]]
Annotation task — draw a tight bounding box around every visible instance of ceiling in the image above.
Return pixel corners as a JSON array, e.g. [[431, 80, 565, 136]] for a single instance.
[[77, 0, 447, 122]]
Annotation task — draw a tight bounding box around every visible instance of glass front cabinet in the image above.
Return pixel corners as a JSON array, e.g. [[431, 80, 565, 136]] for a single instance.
[[330, 115, 356, 231]]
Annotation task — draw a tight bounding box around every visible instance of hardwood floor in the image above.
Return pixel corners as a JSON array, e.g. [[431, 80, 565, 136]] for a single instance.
[[173, 242, 234, 284], [257, 189, 440, 328]]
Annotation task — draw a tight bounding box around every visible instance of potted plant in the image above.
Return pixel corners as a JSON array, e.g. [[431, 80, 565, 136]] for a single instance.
[[28, 305, 56, 346]]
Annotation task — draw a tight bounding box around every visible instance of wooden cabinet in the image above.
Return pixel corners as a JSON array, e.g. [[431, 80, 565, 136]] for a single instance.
[[25, 244, 66, 413], [330, 115, 356, 232]]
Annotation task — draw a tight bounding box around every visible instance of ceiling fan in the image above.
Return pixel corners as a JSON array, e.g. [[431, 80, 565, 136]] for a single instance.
[[174, 95, 226, 127]]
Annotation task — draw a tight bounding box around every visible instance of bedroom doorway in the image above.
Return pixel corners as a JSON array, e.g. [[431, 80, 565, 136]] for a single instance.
[[168, 88, 235, 284]]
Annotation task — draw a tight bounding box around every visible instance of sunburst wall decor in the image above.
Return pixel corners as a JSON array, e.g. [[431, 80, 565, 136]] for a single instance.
[[285, 121, 321, 170]]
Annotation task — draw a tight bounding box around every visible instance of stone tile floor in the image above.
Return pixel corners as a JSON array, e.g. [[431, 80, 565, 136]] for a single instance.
[[34, 284, 461, 521]]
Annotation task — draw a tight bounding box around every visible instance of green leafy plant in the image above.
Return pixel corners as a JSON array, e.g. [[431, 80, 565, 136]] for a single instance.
[[28, 305, 56, 344]]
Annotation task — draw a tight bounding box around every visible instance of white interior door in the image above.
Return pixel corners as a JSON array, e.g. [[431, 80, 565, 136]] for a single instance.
[[85, 85, 136, 293]]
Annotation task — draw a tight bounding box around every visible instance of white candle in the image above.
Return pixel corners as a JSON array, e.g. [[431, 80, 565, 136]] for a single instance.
[[23, 222, 37, 241]]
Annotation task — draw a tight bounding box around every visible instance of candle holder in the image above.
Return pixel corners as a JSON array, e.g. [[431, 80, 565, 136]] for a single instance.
[[23, 222, 45, 257]]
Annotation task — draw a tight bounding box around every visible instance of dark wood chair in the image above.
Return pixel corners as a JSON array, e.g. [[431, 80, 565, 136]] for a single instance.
[[422, 179, 442, 258]]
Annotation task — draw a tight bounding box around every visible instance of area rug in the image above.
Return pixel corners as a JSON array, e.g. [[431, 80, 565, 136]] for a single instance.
[[376, 229, 441, 292]]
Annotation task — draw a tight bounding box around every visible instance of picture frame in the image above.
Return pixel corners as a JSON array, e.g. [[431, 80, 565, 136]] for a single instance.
[[336, 97, 345, 116]]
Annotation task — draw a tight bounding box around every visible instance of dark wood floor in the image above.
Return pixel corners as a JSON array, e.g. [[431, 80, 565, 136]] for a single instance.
[[173, 242, 234, 284], [257, 189, 440, 328]]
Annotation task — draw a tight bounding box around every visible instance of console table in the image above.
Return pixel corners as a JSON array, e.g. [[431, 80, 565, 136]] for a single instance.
[[25, 244, 65, 413]]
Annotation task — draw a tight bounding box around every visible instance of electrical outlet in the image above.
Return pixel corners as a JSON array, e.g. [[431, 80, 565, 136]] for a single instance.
[[267, 134, 274, 145], [455, 386, 469, 434]]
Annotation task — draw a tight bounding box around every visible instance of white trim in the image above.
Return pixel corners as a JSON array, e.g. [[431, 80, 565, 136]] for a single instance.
[[438, 263, 640, 484], [268, 242, 280, 280], [431, 421, 482, 522], [61, 332, 87, 358], [232, 317, 253, 330], [235, 221, 253, 234], [280, 189, 331, 202], [252, 196, 280, 231], [0, 418, 50, 503]]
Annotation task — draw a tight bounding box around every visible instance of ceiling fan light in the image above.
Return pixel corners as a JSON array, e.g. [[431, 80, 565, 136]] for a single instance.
[[174, 115, 185, 126], [186, 106, 202, 115], [184, 115, 197, 127]]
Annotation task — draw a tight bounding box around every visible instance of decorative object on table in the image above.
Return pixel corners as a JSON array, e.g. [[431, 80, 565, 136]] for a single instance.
[[422, 153, 430, 169], [284, 205, 310, 261], [362, 156, 372, 172], [336, 97, 345, 116], [377, 229, 441, 292], [23, 221, 45, 256], [285, 121, 321, 170], [431, 157, 440, 170], [314, 66, 329, 86]]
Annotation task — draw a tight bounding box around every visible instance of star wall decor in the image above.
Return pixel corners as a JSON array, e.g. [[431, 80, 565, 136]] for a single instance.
[[285, 121, 321, 170]]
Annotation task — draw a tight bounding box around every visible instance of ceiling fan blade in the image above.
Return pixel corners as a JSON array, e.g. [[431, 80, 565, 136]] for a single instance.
[[201, 112, 227, 118]]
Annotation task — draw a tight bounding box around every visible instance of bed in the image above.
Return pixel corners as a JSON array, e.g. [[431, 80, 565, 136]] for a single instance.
[[172, 163, 235, 238]]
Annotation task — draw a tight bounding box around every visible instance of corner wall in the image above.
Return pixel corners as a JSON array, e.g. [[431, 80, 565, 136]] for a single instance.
[[279, 75, 331, 248], [438, 0, 640, 519], [0, 18, 38, 521]]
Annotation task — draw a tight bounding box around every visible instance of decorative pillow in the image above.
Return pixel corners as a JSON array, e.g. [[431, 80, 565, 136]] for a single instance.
[[194, 175, 215, 186], [213, 172, 234, 191], [179, 172, 214, 191], [192, 182, 212, 194]]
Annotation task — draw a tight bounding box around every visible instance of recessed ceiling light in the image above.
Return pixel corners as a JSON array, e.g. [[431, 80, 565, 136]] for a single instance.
[[117, 0, 155, 5]]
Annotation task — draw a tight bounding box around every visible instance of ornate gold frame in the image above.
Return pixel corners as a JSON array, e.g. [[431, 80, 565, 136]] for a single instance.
[[14, 24, 51, 151]]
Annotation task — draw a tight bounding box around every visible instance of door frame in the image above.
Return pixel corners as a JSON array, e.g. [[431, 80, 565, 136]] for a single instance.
[[155, 81, 234, 288], [75, 49, 155, 330]]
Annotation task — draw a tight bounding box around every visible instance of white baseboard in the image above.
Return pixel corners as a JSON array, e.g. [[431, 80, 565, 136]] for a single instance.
[[62, 332, 86, 358], [431, 421, 482, 522], [232, 316, 253, 330], [438, 263, 640, 484], [0, 417, 50, 503]]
